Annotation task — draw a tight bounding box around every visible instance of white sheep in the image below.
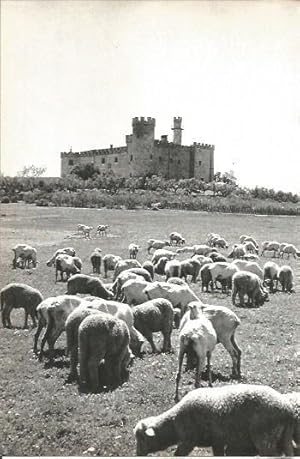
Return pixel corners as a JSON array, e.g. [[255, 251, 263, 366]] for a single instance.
[[282, 392, 300, 455], [176, 246, 195, 254], [232, 271, 269, 307], [280, 243, 300, 259], [242, 240, 259, 254], [134, 384, 296, 456], [12, 244, 37, 269], [278, 265, 294, 292], [263, 261, 280, 292], [55, 254, 81, 282], [96, 224, 109, 236], [208, 261, 240, 292], [232, 259, 263, 280], [175, 304, 217, 401], [193, 244, 212, 256], [164, 259, 181, 280], [46, 247, 76, 267], [121, 278, 150, 305], [261, 240, 280, 257], [147, 239, 170, 254], [240, 235, 259, 248], [228, 243, 247, 259], [169, 231, 185, 246], [211, 236, 228, 249], [128, 243, 140, 259], [102, 254, 122, 278], [113, 259, 142, 281], [1, 283, 43, 329], [143, 281, 200, 315], [151, 248, 176, 265]]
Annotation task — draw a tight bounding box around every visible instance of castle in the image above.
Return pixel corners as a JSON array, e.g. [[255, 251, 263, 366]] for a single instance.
[[61, 117, 214, 181]]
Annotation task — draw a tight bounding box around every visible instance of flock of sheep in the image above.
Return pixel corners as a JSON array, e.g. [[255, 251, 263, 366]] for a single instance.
[[1, 227, 299, 456]]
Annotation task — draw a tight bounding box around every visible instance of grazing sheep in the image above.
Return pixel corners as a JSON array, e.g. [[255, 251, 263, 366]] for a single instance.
[[241, 253, 259, 261], [113, 259, 142, 281], [180, 301, 242, 379], [263, 261, 280, 292], [278, 265, 294, 292], [55, 254, 81, 282], [208, 262, 240, 292], [169, 231, 185, 246], [1, 283, 43, 329], [132, 299, 174, 353], [208, 252, 227, 263], [211, 237, 228, 249], [280, 244, 300, 259], [232, 260, 264, 280], [90, 248, 102, 274], [147, 239, 170, 254], [153, 257, 169, 275], [282, 392, 300, 456], [142, 261, 154, 280], [175, 305, 217, 401], [192, 254, 213, 267], [176, 246, 195, 254], [77, 224, 93, 239], [180, 258, 201, 283], [120, 278, 150, 305], [167, 277, 188, 286], [128, 243, 140, 259], [200, 264, 212, 292], [261, 240, 280, 257], [278, 242, 289, 257], [242, 241, 259, 254], [193, 244, 212, 256], [143, 281, 200, 315], [164, 259, 181, 280], [96, 224, 109, 236], [151, 249, 176, 265], [228, 244, 247, 259], [232, 271, 269, 307], [240, 235, 259, 248], [134, 384, 296, 456], [102, 254, 122, 278], [78, 313, 133, 392], [12, 244, 37, 269], [46, 247, 76, 267], [67, 274, 113, 299], [112, 268, 151, 300]]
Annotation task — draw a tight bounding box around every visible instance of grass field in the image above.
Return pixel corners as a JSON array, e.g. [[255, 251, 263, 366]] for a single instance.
[[0, 203, 299, 456]]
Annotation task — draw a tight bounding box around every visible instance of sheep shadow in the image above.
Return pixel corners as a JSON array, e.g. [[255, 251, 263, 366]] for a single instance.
[[42, 349, 70, 369]]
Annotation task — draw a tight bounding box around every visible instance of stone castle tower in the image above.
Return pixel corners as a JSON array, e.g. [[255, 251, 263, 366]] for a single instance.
[[61, 116, 214, 181]]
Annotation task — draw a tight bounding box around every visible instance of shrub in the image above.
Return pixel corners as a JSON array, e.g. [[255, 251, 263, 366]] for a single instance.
[[1, 196, 10, 203]]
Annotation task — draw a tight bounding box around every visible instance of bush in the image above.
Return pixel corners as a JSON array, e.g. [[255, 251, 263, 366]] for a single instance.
[[1, 196, 10, 203]]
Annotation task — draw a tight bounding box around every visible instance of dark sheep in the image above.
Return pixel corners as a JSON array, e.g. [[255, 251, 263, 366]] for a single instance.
[[90, 248, 102, 274], [1, 283, 43, 328], [67, 274, 113, 299], [180, 258, 201, 283]]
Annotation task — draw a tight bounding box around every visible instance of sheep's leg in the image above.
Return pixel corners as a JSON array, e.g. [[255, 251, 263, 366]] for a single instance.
[[68, 346, 79, 382], [30, 312, 37, 328], [220, 335, 241, 379], [144, 330, 157, 353], [206, 351, 213, 387], [23, 310, 29, 329], [162, 330, 172, 353], [175, 347, 185, 402], [88, 357, 100, 393], [33, 321, 44, 354], [174, 441, 194, 456], [238, 291, 244, 306]]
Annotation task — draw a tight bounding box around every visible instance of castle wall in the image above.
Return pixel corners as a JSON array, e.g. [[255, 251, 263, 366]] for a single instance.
[[152, 142, 192, 179], [193, 144, 215, 182], [128, 117, 155, 177]]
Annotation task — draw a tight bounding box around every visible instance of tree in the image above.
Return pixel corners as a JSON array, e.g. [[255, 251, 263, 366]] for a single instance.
[[70, 163, 100, 180], [18, 165, 47, 177]]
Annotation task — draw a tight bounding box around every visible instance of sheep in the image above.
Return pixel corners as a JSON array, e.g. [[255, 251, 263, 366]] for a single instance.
[[207, 252, 227, 263], [278, 242, 289, 257], [232, 271, 269, 307], [192, 254, 213, 267], [241, 253, 259, 261], [102, 254, 122, 278], [132, 298, 174, 353], [143, 281, 200, 315], [208, 262, 240, 292], [175, 306, 217, 401], [176, 246, 195, 254], [134, 384, 296, 456], [278, 265, 294, 292], [199, 264, 212, 292], [207, 232, 220, 246], [193, 244, 212, 256], [12, 244, 37, 269], [112, 268, 151, 300], [240, 235, 259, 248], [167, 277, 188, 286], [128, 243, 140, 259], [147, 239, 170, 254], [96, 224, 109, 236], [120, 278, 150, 305], [33, 295, 83, 361], [232, 259, 264, 280], [261, 240, 280, 257], [151, 249, 176, 265], [211, 237, 228, 249], [242, 240, 259, 254], [55, 254, 81, 282], [142, 260, 154, 280], [46, 247, 76, 267], [280, 243, 300, 259], [282, 392, 300, 456], [153, 257, 169, 275], [228, 243, 247, 259], [67, 274, 113, 299], [263, 261, 280, 292], [1, 283, 43, 329], [77, 224, 93, 239], [90, 248, 102, 274], [113, 259, 142, 281], [180, 258, 201, 283], [78, 313, 133, 392], [169, 231, 185, 246], [65, 299, 144, 381], [181, 301, 242, 379], [164, 259, 181, 280]]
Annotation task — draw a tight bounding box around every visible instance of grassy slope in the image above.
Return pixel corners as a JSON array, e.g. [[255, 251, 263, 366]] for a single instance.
[[0, 203, 299, 456]]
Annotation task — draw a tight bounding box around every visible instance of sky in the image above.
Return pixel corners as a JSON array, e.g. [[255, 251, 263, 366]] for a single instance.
[[1, 0, 300, 193]]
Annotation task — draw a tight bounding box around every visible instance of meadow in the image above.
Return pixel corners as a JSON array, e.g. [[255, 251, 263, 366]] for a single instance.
[[0, 203, 299, 456]]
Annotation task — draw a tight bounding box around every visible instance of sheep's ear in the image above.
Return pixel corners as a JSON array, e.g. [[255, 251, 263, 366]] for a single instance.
[[145, 427, 156, 437]]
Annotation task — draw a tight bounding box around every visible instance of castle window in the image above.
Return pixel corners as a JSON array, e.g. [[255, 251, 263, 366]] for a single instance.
[[68, 159, 74, 166], [101, 158, 105, 164], [130, 155, 133, 162], [159, 156, 162, 162], [198, 161, 202, 166], [150, 154, 153, 160], [114, 157, 118, 163]]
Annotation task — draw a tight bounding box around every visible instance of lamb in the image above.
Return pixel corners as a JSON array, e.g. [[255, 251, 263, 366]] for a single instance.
[[175, 305, 217, 401], [147, 239, 170, 254], [96, 224, 109, 236], [232, 271, 269, 307], [132, 299, 174, 353], [120, 278, 150, 305], [151, 249, 176, 265], [228, 243, 247, 259], [232, 259, 264, 280], [46, 247, 76, 267], [55, 254, 82, 282], [102, 254, 122, 278], [180, 258, 201, 283], [78, 313, 133, 392], [280, 243, 300, 259], [153, 257, 169, 275], [278, 265, 294, 292], [113, 259, 142, 281], [12, 244, 37, 269], [143, 281, 200, 315], [169, 231, 185, 246], [67, 274, 113, 299], [142, 261, 154, 280], [33, 295, 83, 361], [90, 248, 102, 274], [261, 240, 280, 257], [1, 283, 43, 329], [263, 261, 280, 292], [128, 243, 140, 259], [164, 259, 182, 280], [134, 384, 296, 456]]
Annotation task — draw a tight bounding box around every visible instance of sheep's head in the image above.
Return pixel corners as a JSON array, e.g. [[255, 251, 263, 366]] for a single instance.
[[134, 419, 159, 456]]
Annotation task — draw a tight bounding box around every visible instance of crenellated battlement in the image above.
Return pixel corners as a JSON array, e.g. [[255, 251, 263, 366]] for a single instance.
[[193, 142, 214, 149], [61, 146, 127, 158], [132, 116, 155, 125]]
